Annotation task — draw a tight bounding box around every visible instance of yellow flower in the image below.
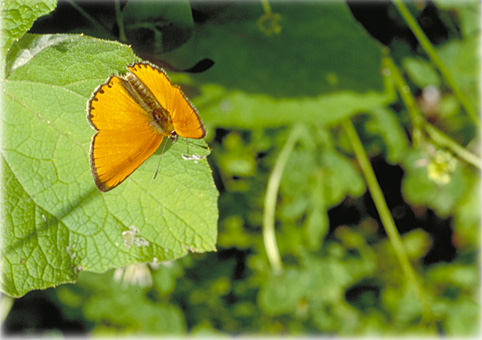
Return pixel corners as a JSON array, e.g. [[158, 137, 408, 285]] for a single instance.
[[427, 149, 457, 185]]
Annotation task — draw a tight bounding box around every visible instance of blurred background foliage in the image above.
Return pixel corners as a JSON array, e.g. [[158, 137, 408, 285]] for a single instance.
[[2, 0, 480, 337]]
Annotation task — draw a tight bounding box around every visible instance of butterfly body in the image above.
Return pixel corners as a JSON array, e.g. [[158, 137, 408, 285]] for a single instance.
[[121, 72, 175, 138], [88, 62, 205, 192]]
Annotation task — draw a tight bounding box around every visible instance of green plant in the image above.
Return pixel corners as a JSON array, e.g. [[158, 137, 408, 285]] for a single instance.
[[1, 0, 479, 337]]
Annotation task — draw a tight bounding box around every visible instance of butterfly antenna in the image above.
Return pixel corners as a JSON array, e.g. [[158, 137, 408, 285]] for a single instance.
[[153, 139, 169, 180]]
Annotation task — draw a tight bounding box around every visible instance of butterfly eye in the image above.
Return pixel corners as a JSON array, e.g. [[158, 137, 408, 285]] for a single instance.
[[169, 131, 178, 142]]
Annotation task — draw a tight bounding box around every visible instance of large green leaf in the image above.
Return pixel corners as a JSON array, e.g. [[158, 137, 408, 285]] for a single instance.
[[1, 34, 218, 297], [163, 2, 394, 128]]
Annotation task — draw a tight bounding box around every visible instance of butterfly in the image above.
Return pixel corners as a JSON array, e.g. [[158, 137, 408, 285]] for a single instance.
[[87, 62, 205, 192]]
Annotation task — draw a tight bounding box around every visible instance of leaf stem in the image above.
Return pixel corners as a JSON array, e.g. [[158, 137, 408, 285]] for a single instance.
[[341, 118, 434, 327], [263, 124, 304, 275], [392, 0, 480, 127]]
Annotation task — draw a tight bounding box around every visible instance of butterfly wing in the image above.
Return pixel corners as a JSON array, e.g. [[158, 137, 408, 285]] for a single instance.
[[88, 76, 164, 192], [128, 63, 206, 139]]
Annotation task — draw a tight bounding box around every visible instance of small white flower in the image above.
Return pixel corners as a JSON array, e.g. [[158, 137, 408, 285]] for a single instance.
[[113, 263, 152, 288]]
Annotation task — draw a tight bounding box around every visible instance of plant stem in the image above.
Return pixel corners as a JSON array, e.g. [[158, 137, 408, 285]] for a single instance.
[[392, 0, 480, 127], [383, 56, 423, 147], [342, 118, 434, 327], [263, 124, 304, 275], [423, 123, 482, 169]]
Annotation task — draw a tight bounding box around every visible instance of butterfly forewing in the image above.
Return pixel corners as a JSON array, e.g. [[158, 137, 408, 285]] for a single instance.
[[128, 63, 206, 139]]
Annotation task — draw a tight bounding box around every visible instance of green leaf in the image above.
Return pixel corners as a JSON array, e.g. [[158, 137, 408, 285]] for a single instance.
[[427, 263, 479, 290], [434, 0, 480, 37], [164, 2, 394, 128], [381, 283, 424, 328], [453, 170, 480, 250], [426, 262, 480, 336], [0, 0, 56, 76], [443, 298, 479, 336], [1, 34, 218, 297], [257, 268, 307, 316], [365, 107, 409, 163], [319, 149, 366, 205], [304, 205, 328, 250], [280, 137, 365, 211], [437, 34, 480, 111], [400, 229, 432, 260], [403, 57, 441, 88]]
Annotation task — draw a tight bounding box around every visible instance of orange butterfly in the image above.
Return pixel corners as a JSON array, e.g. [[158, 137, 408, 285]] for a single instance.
[[88, 62, 206, 192]]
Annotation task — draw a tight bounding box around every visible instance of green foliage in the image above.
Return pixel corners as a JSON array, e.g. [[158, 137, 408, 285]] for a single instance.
[[1, 0, 479, 337], [70, 268, 185, 335]]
